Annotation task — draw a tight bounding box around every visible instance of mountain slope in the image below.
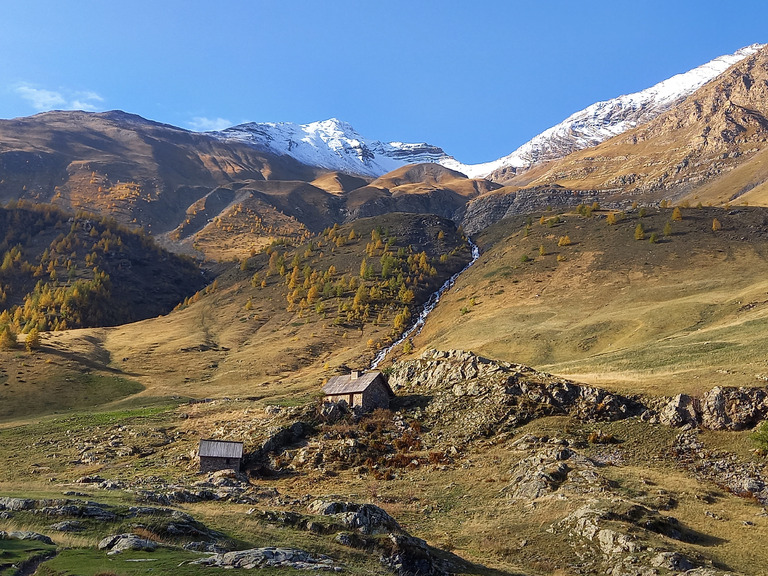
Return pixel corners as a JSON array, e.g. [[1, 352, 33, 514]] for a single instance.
[[0, 110, 324, 234], [209, 45, 762, 182], [460, 43, 763, 181], [515, 44, 768, 205], [417, 204, 768, 395], [0, 113, 493, 260]]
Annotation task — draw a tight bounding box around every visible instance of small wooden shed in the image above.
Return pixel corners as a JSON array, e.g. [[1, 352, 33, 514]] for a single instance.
[[198, 439, 244, 473], [322, 370, 394, 412]]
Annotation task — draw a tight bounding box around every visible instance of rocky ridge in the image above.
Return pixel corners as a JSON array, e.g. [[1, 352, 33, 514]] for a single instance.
[[522, 44, 768, 202], [657, 387, 768, 431], [388, 349, 644, 448]]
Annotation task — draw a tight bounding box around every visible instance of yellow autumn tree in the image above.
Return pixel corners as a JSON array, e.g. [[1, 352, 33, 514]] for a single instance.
[[25, 327, 40, 351], [0, 325, 17, 350]]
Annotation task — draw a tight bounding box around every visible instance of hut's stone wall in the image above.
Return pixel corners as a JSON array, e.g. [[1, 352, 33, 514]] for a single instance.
[[200, 455, 241, 473]]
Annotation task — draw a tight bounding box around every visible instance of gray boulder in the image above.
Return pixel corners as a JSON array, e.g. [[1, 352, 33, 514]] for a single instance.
[[0, 530, 54, 545], [659, 394, 699, 427], [49, 520, 84, 532], [307, 500, 402, 535], [700, 386, 768, 430], [193, 547, 338, 571], [98, 533, 157, 554]]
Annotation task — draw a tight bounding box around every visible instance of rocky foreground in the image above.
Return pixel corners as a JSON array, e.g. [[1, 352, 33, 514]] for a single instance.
[[3, 349, 768, 575]]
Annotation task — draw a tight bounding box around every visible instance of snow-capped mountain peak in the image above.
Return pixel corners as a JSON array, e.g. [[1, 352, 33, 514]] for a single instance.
[[447, 43, 765, 180], [214, 118, 453, 178], [210, 44, 764, 181]]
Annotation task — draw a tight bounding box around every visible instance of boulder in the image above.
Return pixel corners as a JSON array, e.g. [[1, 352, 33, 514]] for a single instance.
[[0, 530, 54, 545], [382, 533, 450, 576], [98, 533, 157, 554], [49, 520, 84, 532], [307, 500, 402, 535], [184, 541, 229, 553], [700, 386, 768, 430], [193, 547, 338, 571], [319, 401, 346, 424], [659, 394, 699, 427], [650, 551, 694, 571]]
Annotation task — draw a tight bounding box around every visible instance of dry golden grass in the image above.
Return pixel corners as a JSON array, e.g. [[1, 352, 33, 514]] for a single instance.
[[413, 207, 768, 396], [603, 464, 768, 575]]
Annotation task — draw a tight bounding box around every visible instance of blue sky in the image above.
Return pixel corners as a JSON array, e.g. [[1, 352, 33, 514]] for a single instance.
[[1, 1, 765, 163]]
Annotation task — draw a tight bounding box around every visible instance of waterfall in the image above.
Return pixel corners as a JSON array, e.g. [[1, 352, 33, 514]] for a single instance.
[[370, 238, 480, 369]]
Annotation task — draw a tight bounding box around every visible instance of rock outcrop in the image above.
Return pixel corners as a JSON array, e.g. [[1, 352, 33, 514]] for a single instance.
[[3, 497, 225, 550], [192, 547, 340, 571], [308, 499, 454, 576], [0, 531, 54, 545], [389, 350, 643, 447], [500, 436, 611, 501], [307, 500, 402, 535], [461, 187, 604, 234], [658, 387, 768, 430], [674, 430, 768, 504], [0, 497, 35, 511], [98, 533, 157, 554]]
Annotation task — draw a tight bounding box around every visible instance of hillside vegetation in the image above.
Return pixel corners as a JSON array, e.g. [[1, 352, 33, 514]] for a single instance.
[[0, 212, 470, 414], [0, 201, 206, 335], [416, 204, 768, 395]]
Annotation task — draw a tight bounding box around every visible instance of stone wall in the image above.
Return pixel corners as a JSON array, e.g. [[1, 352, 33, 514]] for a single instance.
[[200, 456, 241, 473]]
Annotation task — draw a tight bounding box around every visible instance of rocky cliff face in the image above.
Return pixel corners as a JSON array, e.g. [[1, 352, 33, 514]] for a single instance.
[[459, 185, 604, 234]]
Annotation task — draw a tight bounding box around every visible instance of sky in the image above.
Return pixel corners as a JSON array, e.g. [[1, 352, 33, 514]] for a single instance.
[[0, 1, 766, 164]]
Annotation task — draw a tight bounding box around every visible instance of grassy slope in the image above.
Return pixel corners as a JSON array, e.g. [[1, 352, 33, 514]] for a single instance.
[[414, 205, 768, 396], [0, 213, 470, 416], [6, 209, 768, 574]]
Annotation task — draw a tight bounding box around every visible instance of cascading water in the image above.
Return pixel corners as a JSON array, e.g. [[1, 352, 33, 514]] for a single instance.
[[370, 238, 480, 369]]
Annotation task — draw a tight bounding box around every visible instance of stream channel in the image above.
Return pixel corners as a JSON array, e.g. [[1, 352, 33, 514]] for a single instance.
[[370, 238, 480, 368]]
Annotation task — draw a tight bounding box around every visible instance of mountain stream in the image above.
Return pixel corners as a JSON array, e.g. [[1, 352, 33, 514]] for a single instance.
[[370, 238, 480, 368]]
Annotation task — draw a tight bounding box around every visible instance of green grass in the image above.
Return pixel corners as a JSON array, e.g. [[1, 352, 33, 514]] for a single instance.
[[0, 372, 144, 422], [36, 548, 206, 576], [0, 403, 180, 483], [0, 539, 56, 576]]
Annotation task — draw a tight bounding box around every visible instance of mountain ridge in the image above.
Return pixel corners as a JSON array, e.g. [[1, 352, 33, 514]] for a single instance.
[[208, 43, 763, 181], [514, 43, 768, 205]]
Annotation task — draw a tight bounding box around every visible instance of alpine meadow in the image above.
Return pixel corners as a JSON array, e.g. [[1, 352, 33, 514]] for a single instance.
[[4, 36, 768, 576]]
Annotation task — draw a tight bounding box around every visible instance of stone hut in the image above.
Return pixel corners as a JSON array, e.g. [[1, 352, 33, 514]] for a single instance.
[[198, 439, 244, 473], [322, 370, 394, 412]]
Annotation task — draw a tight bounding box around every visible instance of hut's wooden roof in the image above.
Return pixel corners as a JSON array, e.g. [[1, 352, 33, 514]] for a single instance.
[[199, 439, 244, 459], [322, 371, 392, 396]]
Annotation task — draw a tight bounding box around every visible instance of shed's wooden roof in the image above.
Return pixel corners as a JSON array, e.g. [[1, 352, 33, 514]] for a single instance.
[[322, 371, 392, 396], [199, 439, 244, 459]]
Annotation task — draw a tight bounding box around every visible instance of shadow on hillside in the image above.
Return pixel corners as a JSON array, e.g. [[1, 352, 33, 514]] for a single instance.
[[391, 393, 432, 411], [434, 546, 527, 576], [39, 343, 138, 376]]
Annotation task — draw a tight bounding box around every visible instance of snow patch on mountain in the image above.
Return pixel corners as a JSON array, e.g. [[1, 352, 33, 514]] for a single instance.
[[449, 43, 765, 179], [211, 44, 763, 181], [214, 118, 454, 178]]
